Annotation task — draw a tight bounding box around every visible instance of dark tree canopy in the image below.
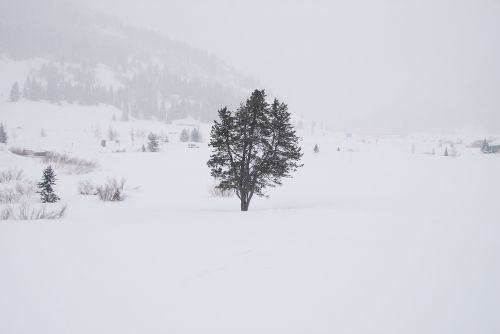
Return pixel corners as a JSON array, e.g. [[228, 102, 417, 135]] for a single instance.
[[208, 89, 303, 211]]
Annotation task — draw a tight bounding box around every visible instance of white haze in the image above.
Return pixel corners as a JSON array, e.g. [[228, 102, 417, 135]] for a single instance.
[[69, 0, 500, 134]]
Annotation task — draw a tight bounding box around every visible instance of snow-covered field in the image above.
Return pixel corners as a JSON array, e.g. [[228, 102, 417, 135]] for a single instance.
[[1, 101, 499, 333]]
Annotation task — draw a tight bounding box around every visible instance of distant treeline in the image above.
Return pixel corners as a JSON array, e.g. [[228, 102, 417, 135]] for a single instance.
[[14, 62, 242, 123]]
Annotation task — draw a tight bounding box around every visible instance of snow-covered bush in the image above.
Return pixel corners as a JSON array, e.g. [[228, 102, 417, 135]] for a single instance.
[[0, 207, 10, 220], [0, 169, 36, 204], [0, 188, 20, 204], [96, 178, 126, 201], [0, 202, 67, 220], [0, 168, 24, 183], [0, 181, 35, 204], [78, 179, 97, 195], [449, 146, 460, 157]]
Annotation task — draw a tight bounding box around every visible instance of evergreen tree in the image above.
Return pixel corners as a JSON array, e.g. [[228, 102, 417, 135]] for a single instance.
[[208, 89, 303, 211], [180, 129, 190, 142], [313, 144, 319, 153], [337, 146, 341, 152], [444, 147, 449, 156], [141, 144, 146, 152], [40, 128, 46, 137], [10, 82, 20, 102], [190, 128, 201, 142], [147, 132, 160, 152], [0, 123, 7, 144], [37, 166, 60, 203]]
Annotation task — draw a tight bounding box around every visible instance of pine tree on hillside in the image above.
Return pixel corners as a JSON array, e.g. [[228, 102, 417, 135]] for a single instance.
[[0, 123, 7, 144], [180, 129, 189, 142], [444, 147, 449, 156], [10, 82, 20, 102], [208, 89, 303, 211], [337, 146, 341, 152], [190, 128, 201, 143], [147, 132, 160, 152], [313, 144, 319, 153], [37, 166, 60, 203]]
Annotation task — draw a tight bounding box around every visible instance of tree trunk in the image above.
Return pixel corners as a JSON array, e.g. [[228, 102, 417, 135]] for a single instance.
[[240, 198, 250, 211]]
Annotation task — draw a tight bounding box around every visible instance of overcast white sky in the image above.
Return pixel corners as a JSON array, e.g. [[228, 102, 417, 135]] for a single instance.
[[72, 0, 500, 133]]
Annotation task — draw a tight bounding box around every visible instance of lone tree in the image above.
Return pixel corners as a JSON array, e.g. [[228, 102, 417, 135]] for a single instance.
[[208, 89, 303, 211], [147, 132, 160, 152], [313, 144, 319, 153], [180, 129, 190, 142], [10, 82, 20, 102], [37, 165, 60, 203], [0, 123, 7, 144]]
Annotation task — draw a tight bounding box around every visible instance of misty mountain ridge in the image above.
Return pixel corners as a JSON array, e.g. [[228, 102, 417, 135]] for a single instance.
[[0, 0, 258, 122]]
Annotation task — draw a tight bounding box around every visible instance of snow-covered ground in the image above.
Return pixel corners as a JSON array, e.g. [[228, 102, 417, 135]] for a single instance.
[[1, 101, 499, 333]]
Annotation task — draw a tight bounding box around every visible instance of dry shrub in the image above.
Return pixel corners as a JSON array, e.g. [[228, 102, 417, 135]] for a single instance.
[[0, 168, 24, 183], [0, 188, 20, 204], [78, 179, 97, 195], [42, 152, 98, 174], [0, 169, 35, 204], [0, 202, 67, 220], [96, 178, 126, 201]]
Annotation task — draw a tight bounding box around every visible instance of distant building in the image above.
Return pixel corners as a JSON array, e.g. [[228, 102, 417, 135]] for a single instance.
[[481, 139, 500, 154]]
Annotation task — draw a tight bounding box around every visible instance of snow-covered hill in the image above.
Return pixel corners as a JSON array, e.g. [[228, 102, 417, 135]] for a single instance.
[[0, 0, 258, 122]]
